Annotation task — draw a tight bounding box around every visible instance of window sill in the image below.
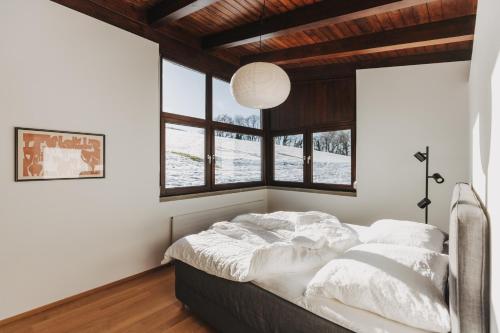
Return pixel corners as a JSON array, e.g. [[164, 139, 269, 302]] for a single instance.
[[159, 185, 356, 202], [267, 186, 357, 197], [160, 186, 267, 202]]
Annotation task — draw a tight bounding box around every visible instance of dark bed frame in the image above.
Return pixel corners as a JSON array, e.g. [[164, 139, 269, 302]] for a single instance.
[[175, 260, 353, 333], [173, 183, 490, 333]]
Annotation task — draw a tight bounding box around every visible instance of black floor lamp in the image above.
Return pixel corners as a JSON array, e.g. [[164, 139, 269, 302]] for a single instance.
[[414, 146, 445, 224]]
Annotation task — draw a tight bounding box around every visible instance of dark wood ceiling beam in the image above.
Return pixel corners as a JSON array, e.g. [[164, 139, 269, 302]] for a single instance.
[[355, 48, 473, 69], [241, 15, 476, 65], [88, 0, 146, 22], [285, 48, 473, 81], [148, 0, 219, 26], [202, 0, 431, 50], [85, 0, 198, 47], [50, 0, 237, 80]]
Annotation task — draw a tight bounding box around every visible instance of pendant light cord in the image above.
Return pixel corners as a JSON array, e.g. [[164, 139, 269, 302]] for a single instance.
[[259, 0, 266, 53]]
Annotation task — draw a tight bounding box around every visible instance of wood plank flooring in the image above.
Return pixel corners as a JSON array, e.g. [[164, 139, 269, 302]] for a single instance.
[[0, 266, 215, 333]]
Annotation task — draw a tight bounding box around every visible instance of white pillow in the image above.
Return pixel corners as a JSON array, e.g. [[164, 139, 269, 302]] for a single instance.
[[305, 244, 450, 332], [363, 219, 446, 252]]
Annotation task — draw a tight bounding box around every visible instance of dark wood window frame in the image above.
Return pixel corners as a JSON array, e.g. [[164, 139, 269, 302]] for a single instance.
[[268, 122, 356, 193], [160, 59, 266, 197], [160, 58, 356, 198]]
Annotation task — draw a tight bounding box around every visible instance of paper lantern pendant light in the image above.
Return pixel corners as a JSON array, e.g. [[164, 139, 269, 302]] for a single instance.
[[230, 62, 291, 109], [229, 0, 290, 110]]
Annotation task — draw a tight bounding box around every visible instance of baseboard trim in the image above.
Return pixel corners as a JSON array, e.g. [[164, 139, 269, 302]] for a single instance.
[[0, 263, 171, 327]]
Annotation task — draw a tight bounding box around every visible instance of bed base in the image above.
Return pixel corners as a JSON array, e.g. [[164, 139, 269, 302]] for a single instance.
[[175, 260, 353, 333]]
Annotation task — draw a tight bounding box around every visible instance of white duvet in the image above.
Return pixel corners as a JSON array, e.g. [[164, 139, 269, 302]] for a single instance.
[[305, 243, 451, 332], [162, 211, 359, 282]]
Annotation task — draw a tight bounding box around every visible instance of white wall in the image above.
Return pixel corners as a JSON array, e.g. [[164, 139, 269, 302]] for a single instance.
[[269, 62, 471, 232], [0, 0, 266, 320], [469, 0, 500, 330]]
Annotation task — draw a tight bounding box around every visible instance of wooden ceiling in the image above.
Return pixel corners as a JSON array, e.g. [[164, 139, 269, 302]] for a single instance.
[[52, 0, 476, 78]]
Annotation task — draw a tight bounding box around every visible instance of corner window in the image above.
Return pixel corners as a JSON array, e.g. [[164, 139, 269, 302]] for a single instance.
[[160, 58, 355, 196]]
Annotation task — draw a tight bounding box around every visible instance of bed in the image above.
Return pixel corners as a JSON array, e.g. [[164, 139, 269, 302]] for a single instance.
[[171, 183, 490, 333]]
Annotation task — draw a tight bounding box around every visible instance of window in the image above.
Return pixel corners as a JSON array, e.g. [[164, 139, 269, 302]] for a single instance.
[[273, 134, 304, 182], [312, 130, 352, 185], [214, 131, 262, 184], [162, 60, 205, 119], [165, 124, 205, 188], [213, 78, 261, 129], [161, 59, 264, 196], [271, 127, 355, 191], [161, 58, 355, 196]]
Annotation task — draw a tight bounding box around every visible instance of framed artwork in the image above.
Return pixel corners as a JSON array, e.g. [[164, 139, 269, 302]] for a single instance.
[[15, 127, 105, 181]]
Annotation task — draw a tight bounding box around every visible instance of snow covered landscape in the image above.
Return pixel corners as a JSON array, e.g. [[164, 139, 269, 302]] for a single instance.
[[274, 135, 304, 182], [165, 123, 351, 188], [165, 124, 206, 188], [312, 130, 351, 185], [165, 124, 261, 187], [273, 132, 351, 184]]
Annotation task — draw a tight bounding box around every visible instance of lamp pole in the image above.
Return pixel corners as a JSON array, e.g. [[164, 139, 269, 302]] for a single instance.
[[414, 146, 444, 225], [425, 146, 429, 224]]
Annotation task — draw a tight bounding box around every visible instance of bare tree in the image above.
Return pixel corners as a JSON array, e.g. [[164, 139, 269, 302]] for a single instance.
[[313, 130, 351, 156]]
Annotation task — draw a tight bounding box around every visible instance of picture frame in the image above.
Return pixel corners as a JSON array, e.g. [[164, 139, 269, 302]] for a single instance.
[[15, 127, 105, 181]]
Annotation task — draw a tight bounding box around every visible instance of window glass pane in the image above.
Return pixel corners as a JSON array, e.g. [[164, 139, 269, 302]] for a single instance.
[[213, 78, 261, 129], [274, 134, 303, 182], [215, 131, 262, 184], [165, 123, 205, 188], [162, 60, 205, 119], [312, 130, 352, 185]]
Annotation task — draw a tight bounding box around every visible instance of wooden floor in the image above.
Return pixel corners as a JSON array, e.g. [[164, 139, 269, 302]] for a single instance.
[[0, 266, 215, 333]]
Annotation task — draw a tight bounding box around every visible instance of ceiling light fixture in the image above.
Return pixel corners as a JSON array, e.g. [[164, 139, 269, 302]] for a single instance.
[[230, 0, 291, 109]]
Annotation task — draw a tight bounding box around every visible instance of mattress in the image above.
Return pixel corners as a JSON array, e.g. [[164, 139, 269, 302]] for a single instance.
[[252, 223, 430, 333]]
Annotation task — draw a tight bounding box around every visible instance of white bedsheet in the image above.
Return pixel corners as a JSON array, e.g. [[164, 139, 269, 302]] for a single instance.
[[252, 224, 431, 333], [163, 211, 359, 282]]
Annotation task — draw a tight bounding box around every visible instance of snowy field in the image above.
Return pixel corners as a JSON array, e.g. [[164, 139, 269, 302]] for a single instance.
[[165, 125, 261, 187], [274, 143, 351, 184], [165, 125, 205, 188], [312, 150, 351, 185], [165, 125, 351, 188], [214, 132, 261, 184], [274, 143, 304, 182]]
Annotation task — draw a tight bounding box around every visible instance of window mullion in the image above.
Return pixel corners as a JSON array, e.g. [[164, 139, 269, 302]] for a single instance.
[[160, 118, 166, 195], [206, 75, 214, 190], [208, 125, 215, 190], [351, 125, 356, 188], [304, 129, 311, 186], [263, 109, 269, 185]]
